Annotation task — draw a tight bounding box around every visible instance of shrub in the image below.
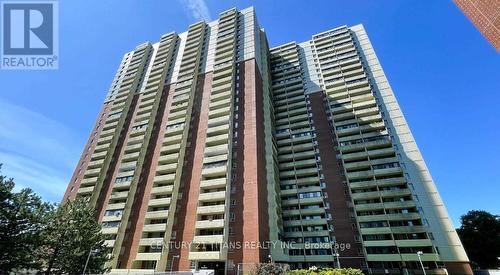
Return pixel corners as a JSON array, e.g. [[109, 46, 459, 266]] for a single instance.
[[287, 267, 364, 275]]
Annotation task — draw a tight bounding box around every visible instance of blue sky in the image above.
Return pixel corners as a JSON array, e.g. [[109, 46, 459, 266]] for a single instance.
[[0, 0, 498, 227]]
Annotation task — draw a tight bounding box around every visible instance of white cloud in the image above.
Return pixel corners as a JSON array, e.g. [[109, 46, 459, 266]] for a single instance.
[[179, 0, 211, 21], [0, 152, 67, 202], [0, 99, 81, 202]]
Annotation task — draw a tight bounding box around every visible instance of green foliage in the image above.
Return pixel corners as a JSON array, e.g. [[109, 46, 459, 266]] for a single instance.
[[0, 166, 111, 274], [0, 165, 55, 272], [254, 262, 286, 275], [457, 210, 500, 269], [287, 267, 364, 275], [253, 264, 364, 275], [42, 197, 112, 274]]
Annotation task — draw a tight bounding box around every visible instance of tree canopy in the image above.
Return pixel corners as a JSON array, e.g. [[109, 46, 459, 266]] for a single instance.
[[457, 210, 500, 269], [0, 166, 111, 274]]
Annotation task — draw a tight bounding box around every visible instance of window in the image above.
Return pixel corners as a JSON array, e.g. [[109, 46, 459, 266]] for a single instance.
[[115, 176, 133, 183], [102, 221, 120, 228], [298, 191, 321, 199], [105, 209, 124, 217]]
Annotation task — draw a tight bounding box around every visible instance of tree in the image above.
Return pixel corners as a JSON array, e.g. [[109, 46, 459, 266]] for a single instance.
[[42, 197, 112, 274], [457, 210, 500, 269], [0, 165, 55, 272]]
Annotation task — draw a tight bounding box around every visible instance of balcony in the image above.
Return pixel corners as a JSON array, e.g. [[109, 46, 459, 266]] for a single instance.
[[154, 174, 176, 184], [342, 151, 368, 162], [193, 234, 224, 244], [366, 254, 402, 262], [198, 191, 226, 202], [373, 167, 403, 177], [77, 186, 94, 195], [84, 168, 101, 177], [344, 160, 371, 171], [122, 151, 140, 161], [200, 178, 227, 189], [279, 159, 316, 170], [158, 153, 179, 164], [162, 143, 181, 154], [145, 210, 169, 220], [110, 191, 129, 200], [91, 151, 107, 160], [102, 214, 122, 222], [201, 165, 227, 177], [380, 189, 412, 198], [135, 252, 162, 261], [195, 219, 224, 229], [189, 251, 224, 261], [142, 223, 167, 232], [359, 227, 392, 235], [197, 204, 225, 215], [150, 185, 173, 195], [297, 207, 325, 216], [139, 237, 164, 246], [354, 202, 384, 211], [346, 170, 374, 180], [80, 177, 98, 187], [203, 154, 228, 165], [205, 133, 230, 146], [390, 225, 427, 234], [148, 198, 171, 207], [101, 227, 119, 235], [400, 253, 439, 262], [156, 163, 178, 174], [395, 239, 432, 247], [363, 240, 396, 247], [204, 144, 229, 157], [162, 134, 182, 146], [87, 159, 104, 169], [383, 200, 416, 209], [207, 124, 230, 136], [106, 202, 126, 210]]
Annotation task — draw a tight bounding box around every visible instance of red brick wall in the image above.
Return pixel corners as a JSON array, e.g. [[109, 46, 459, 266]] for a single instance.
[[454, 0, 500, 50]]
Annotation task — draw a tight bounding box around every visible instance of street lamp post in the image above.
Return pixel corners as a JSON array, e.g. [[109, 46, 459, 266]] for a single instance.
[[416, 251, 426, 275], [333, 248, 340, 269], [82, 248, 98, 275], [170, 255, 180, 273]]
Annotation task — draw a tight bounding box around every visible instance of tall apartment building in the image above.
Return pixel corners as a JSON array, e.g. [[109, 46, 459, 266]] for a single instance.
[[62, 7, 472, 275], [454, 0, 500, 51]]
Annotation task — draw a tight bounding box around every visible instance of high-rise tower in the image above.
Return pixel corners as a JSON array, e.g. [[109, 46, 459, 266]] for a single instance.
[[63, 7, 472, 275], [454, 0, 500, 51]]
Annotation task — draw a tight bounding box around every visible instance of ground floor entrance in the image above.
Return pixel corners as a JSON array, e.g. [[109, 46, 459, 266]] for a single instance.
[[198, 261, 225, 275]]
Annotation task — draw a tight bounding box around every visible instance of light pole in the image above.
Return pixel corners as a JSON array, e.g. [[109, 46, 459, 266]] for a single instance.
[[333, 248, 340, 269], [416, 251, 426, 275], [82, 248, 98, 275], [170, 255, 180, 273]]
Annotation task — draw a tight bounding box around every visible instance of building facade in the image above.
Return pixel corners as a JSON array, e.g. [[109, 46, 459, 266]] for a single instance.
[[62, 7, 472, 275], [454, 0, 500, 51]]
